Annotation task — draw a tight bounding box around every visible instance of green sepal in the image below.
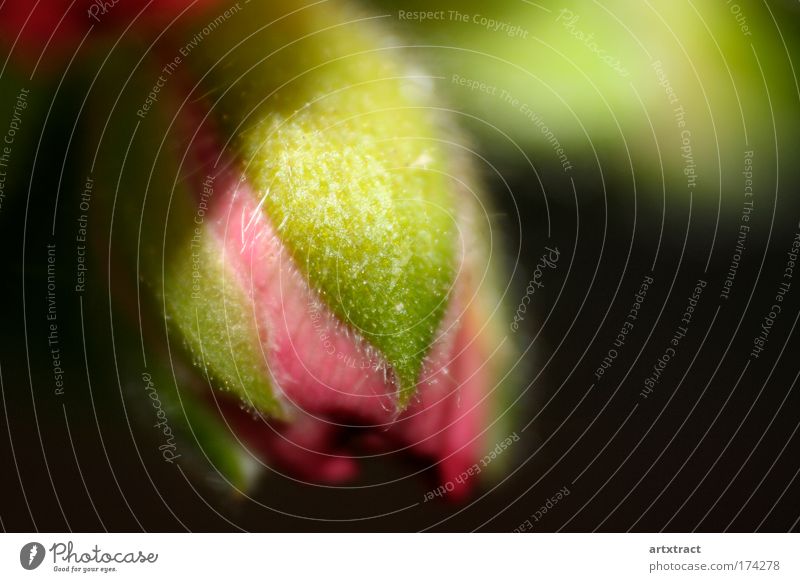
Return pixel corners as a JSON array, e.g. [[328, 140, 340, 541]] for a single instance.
[[183, 2, 460, 406]]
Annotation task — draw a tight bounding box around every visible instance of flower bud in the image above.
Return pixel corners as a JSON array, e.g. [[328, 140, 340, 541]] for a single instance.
[[86, 1, 515, 496]]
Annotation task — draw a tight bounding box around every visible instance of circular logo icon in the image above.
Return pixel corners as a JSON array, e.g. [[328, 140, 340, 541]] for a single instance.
[[20, 542, 46, 570]]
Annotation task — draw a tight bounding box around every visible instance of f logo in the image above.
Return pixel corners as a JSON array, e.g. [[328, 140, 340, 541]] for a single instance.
[[20, 542, 45, 570]]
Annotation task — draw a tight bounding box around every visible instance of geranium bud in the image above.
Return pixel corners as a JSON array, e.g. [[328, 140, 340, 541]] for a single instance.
[[86, 0, 516, 497]]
